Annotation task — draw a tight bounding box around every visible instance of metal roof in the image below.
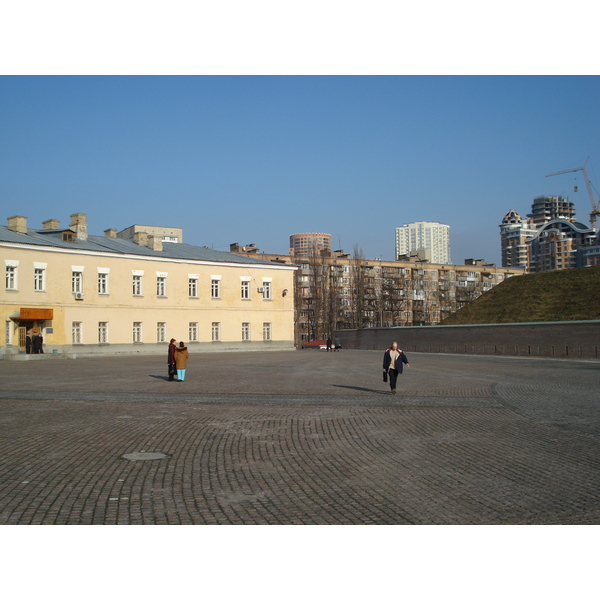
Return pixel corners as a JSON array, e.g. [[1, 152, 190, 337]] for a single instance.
[[0, 226, 290, 267]]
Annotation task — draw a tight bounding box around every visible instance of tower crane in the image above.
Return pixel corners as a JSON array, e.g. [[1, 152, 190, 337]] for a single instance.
[[546, 157, 600, 229]]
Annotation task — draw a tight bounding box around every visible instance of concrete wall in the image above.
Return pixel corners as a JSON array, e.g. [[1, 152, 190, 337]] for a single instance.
[[335, 321, 600, 359]]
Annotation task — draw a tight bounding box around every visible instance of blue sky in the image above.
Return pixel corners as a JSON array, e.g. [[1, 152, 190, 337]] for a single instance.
[[2, 75, 600, 264]]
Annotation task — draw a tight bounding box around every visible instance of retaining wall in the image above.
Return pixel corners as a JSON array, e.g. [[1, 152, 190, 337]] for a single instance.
[[335, 321, 600, 359]]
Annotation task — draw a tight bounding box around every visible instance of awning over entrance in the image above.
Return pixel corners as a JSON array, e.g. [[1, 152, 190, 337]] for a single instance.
[[10, 308, 54, 321]]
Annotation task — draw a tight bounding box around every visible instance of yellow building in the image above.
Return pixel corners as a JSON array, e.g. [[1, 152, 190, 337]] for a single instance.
[[2, 214, 296, 358]]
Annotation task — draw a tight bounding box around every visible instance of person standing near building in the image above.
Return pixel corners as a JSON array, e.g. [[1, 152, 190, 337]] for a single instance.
[[383, 341, 409, 394], [167, 338, 177, 381], [326, 337, 332, 352], [175, 341, 190, 382], [33, 331, 44, 354], [334, 337, 341, 352]]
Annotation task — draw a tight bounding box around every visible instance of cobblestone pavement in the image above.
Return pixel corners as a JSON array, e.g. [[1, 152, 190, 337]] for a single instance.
[[1, 350, 599, 524]]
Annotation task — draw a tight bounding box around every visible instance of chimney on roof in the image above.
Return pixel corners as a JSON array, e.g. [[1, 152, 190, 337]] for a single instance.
[[134, 231, 148, 245], [69, 213, 88, 240], [7, 216, 28, 234], [42, 219, 60, 230], [147, 235, 163, 252], [104, 228, 117, 238]]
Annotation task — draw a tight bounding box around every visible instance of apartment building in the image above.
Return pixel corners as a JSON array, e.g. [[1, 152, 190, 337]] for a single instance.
[[2, 214, 296, 357], [499, 209, 537, 269], [528, 219, 597, 273], [395, 222, 451, 265], [230, 244, 522, 345], [289, 233, 332, 257], [500, 196, 598, 272]]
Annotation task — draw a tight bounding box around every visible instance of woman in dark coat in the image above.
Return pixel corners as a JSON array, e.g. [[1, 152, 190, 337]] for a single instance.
[[167, 338, 177, 381], [383, 341, 409, 395]]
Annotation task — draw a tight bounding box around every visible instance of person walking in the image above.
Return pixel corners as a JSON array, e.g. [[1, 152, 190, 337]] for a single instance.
[[383, 341, 409, 394], [167, 338, 177, 381], [326, 337, 332, 352], [334, 337, 341, 352], [174, 341, 190, 382]]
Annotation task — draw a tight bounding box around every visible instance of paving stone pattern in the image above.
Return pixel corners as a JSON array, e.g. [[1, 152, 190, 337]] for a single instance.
[[0, 351, 599, 524]]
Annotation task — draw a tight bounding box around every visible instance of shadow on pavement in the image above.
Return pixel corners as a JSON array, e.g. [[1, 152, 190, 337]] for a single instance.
[[148, 374, 171, 382], [332, 384, 388, 395]]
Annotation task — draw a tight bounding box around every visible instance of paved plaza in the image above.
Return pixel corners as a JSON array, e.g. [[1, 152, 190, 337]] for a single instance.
[[0, 349, 599, 524]]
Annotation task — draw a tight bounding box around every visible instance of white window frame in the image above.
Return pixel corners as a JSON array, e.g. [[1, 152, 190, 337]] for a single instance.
[[263, 322, 272, 341], [132, 274, 143, 296], [240, 276, 251, 300], [98, 322, 109, 344], [133, 322, 143, 343], [97, 271, 109, 295], [156, 274, 167, 297], [6, 265, 17, 290], [242, 322, 251, 341], [33, 262, 47, 292], [157, 322, 166, 343], [72, 270, 83, 294], [211, 322, 221, 342], [188, 275, 198, 298], [34, 268, 45, 291], [262, 278, 272, 300], [72, 321, 83, 344], [211, 275, 221, 299], [189, 322, 198, 342], [5, 260, 19, 291]]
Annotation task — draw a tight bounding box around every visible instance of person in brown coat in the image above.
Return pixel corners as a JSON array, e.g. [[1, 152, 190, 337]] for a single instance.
[[174, 341, 189, 382]]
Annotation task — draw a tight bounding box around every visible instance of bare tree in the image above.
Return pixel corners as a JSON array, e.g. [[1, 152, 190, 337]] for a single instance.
[[349, 245, 368, 329]]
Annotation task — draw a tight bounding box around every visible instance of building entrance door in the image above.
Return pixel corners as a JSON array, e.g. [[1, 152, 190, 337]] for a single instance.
[[16, 321, 35, 352], [18, 327, 27, 351]]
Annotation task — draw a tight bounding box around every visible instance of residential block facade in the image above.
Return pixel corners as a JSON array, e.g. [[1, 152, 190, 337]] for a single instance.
[[230, 244, 522, 345]]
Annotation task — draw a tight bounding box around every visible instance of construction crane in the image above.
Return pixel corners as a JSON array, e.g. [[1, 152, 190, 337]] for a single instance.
[[546, 157, 600, 229]]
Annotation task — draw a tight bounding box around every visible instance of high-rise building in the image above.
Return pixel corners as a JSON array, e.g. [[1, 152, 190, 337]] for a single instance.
[[395, 222, 451, 265], [499, 209, 537, 269], [500, 195, 596, 272], [528, 220, 596, 272], [289, 233, 332, 257], [527, 196, 575, 227]]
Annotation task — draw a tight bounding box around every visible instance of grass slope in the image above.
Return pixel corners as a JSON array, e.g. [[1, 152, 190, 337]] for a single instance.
[[441, 266, 600, 325]]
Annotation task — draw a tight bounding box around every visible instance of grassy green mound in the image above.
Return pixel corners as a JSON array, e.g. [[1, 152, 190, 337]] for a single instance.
[[441, 266, 600, 325]]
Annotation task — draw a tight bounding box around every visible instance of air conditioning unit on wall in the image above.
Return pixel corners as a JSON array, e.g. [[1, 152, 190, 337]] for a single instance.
[[75, 292, 85, 300], [257, 287, 264, 293]]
